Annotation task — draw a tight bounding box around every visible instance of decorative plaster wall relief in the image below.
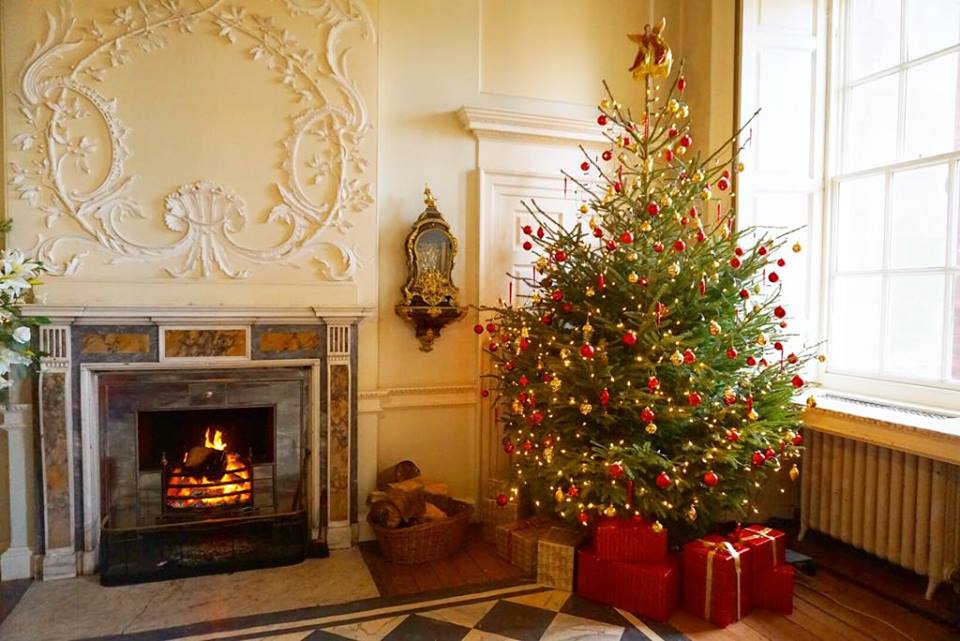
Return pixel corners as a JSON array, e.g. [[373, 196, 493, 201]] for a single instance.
[[8, 0, 374, 280]]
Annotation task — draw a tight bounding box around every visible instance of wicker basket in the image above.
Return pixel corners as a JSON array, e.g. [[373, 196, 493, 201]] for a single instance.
[[369, 496, 473, 564]]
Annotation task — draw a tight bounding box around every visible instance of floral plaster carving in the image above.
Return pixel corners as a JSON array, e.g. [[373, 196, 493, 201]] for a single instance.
[[8, 0, 374, 280]]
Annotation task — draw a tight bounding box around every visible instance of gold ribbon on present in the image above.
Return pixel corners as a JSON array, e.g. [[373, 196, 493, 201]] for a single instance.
[[739, 526, 778, 565], [701, 539, 742, 620]]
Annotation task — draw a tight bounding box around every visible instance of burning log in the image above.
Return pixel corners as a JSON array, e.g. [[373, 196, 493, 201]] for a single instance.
[[182, 446, 227, 477], [163, 427, 253, 512]]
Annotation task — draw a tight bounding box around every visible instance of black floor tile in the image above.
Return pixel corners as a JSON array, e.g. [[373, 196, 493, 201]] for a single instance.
[[474, 600, 557, 641], [382, 614, 472, 641], [560, 593, 631, 628]]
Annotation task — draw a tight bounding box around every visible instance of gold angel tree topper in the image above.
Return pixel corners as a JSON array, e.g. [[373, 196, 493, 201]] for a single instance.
[[628, 17, 673, 80]]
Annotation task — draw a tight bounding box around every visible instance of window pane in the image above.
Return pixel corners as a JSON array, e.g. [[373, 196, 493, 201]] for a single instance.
[[907, 0, 960, 59], [836, 176, 885, 271], [885, 273, 945, 379], [890, 164, 949, 267], [951, 275, 960, 379], [903, 53, 960, 159], [843, 75, 899, 170], [829, 275, 883, 374], [849, 0, 902, 78]]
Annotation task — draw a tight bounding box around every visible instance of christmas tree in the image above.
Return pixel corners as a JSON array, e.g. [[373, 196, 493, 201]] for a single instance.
[[478, 19, 815, 540]]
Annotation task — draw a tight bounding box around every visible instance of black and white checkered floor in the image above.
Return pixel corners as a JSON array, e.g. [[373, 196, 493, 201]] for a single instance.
[[76, 582, 689, 641]]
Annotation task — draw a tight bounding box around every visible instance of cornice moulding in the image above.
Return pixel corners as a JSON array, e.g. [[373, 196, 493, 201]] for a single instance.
[[457, 106, 607, 145], [21, 305, 374, 324]]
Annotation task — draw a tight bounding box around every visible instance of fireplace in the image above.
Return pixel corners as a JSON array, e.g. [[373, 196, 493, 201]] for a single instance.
[[97, 368, 312, 585]]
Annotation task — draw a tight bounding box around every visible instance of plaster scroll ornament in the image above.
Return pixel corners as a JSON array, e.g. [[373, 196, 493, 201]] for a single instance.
[[7, 0, 375, 280]]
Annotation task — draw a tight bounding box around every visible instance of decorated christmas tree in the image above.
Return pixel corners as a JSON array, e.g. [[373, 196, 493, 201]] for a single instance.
[[478, 19, 816, 540]]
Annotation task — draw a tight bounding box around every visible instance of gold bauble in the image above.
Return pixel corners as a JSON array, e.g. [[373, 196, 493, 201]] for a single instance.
[[676, 145, 688, 157], [550, 377, 563, 392], [579, 204, 589, 214], [600, 98, 611, 109], [693, 170, 705, 182], [560, 347, 571, 359], [723, 388, 736, 404], [679, 104, 689, 119], [753, 284, 762, 294], [719, 226, 730, 240], [687, 505, 698, 522], [640, 221, 652, 233], [670, 349, 684, 366], [628, 272, 640, 284], [627, 251, 639, 261], [817, 354, 827, 363], [645, 422, 658, 435], [747, 409, 759, 421], [512, 399, 523, 413], [582, 322, 594, 337], [736, 162, 745, 172], [667, 98, 680, 113], [792, 242, 802, 253], [660, 194, 673, 207], [536, 257, 549, 271], [805, 395, 817, 408], [531, 293, 542, 304], [604, 505, 618, 517], [586, 287, 596, 297], [700, 188, 712, 200], [667, 262, 680, 278], [555, 488, 565, 503], [789, 464, 800, 481], [708, 320, 721, 336], [756, 332, 768, 346], [580, 402, 593, 415], [544, 446, 554, 463], [651, 520, 664, 534]]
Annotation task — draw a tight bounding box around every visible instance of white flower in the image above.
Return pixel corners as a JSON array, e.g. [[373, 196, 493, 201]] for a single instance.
[[0, 347, 29, 368], [13, 326, 30, 343]]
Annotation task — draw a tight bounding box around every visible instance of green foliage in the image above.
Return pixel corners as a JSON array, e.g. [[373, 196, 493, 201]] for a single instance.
[[480, 65, 814, 541]]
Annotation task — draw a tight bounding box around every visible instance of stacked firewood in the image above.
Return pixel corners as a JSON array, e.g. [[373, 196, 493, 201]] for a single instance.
[[366, 460, 452, 528]]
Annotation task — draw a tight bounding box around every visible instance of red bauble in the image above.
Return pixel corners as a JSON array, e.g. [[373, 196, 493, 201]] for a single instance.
[[580, 161, 590, 171], [664, 149, 674, 162], [752, 451, 765, 466], [599, 388, 611, 406], [647, 376, 660, 390], [717, 177, 729, 191], [655, 472, 672, 489], [703, 471, 719, 487], [486, 322, 498, 333], [554, 250, 567, 262], [668, 126, 678, 138], [495, 493, 509, 507], [769, 272, 780, 283], [487, 342, 499, 353], [774, 305, 786, 318], [688, 392, 702, 407], [592, 227, 604, 238], [774, 341, 783, 352], [765, 447, 777, 460], [531, 410, 544, 424], [638, 276, 649, 287], [606, 239, 618, 251], [640, 406, 656, 423], [522, 224, 533, 235], [473, 324, 484, 334], [567, 485, 579, 497], [542, 314, 553, 325], [562, 303, 574, 313], [792, 433, 804, 446], [777, 258, 786, 267], [723, 393, 737, 406], [683, 349, 696, 364], [578, 511, 590, 525], [504, 361, 514, 371], [735, 247, 745, 257], [758, 246, 768, 256], [481, 389, 490, 398], [620, 231, 635, 244], [739, 289, 750, 299], [613, 181, 622, 193], [746, 356, 757, 366], [673, 239, 686, 252], [787, 353, 799, 364], [551, 290, 564, 301], [503, 441, 514, 454], [730, 257, 741, 268], [602, 149, 613, 161], [653, 241, 665, 253], [647, 202, 660, 216], [580, 343, 595, 359], [679, 134, 692, 147], [726, 347, 738, 359], [623, 330, 638, 346], [609, 463, 624, 479], [677, 76, 687, 91], [537, 226, 545, 238], [726, 428, 740, 442], [522, 241, 532, 250], [697, 230, 706, 242], [518, 375, 529, 387], [597, 114, 608, 126], [792, 374, 804, 388], [522, 439, 534, 453]]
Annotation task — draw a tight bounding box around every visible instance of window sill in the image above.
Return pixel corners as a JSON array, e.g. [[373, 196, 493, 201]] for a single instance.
[[800, 390, 960, 465]]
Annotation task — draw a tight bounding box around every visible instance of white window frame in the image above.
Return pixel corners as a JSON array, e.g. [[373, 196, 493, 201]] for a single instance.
[[818, 0, 960, 410]]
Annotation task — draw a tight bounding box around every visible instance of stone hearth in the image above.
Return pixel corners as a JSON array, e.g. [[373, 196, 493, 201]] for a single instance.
[[24, 306, 369, 580]]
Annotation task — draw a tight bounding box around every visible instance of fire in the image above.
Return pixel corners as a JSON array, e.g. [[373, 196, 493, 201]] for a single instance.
[[165, 427, 253, 510]]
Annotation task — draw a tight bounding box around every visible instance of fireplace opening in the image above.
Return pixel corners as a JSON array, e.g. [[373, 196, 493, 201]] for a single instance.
[[137, 407, 275, 520]]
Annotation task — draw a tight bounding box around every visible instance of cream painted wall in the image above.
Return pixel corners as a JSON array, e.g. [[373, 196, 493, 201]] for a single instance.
[[0, 0, 738, 554]]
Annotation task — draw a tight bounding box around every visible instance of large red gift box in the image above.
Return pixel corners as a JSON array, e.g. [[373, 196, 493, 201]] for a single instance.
[[576, 545, 611, 604], [730, 525, 786, 588], [609, 554, 681, 622], [754, 564, 795, 615], [594, 516, 667, 563], [682, 534, 753, 628]]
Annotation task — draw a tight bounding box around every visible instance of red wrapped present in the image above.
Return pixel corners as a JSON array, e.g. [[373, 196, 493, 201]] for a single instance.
[[730, 524, 786, 587], [682, 535, 753, 628], [609, 554, 681, 623], [755, 564, 795, 614], [576, 545, 612, 604], [594, 516, 667, 563]]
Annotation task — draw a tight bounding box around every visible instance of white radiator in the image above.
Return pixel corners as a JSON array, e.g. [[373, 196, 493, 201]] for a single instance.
[[800, 429, 960, 599]]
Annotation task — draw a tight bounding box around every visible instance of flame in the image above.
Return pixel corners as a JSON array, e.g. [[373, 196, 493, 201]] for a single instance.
[[165, 427, 252, 510]]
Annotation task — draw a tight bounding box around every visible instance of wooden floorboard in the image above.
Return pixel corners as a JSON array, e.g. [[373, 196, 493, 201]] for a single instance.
[[361, 524, 959, 640]]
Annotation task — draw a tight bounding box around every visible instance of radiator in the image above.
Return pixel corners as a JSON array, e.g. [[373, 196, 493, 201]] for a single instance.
[[800, 429, 960, 599]]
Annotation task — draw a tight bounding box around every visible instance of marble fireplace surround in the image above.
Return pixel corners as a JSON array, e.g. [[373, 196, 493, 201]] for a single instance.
[[24, 305, 370, 580]]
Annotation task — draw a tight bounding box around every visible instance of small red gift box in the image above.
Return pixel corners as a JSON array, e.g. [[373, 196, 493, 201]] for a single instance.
[[730, 524, 786, 587], [755, 564, 795, 614], [682, 534, 753, 628], [594, 516, 667, 563], [576, 545, 611, 604], [609, 554, 681, 622]]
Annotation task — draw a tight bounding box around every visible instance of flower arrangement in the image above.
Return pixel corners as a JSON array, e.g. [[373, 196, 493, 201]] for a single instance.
[[0, 246, 46, 390]]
